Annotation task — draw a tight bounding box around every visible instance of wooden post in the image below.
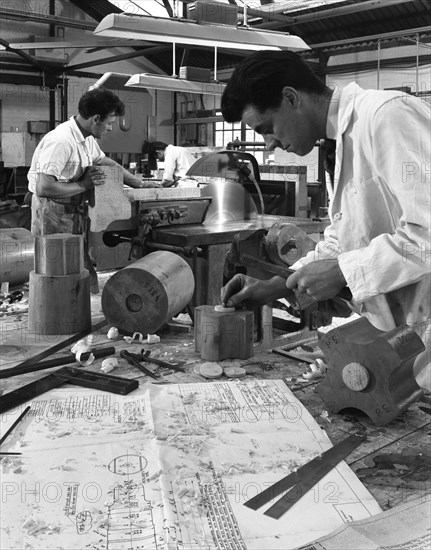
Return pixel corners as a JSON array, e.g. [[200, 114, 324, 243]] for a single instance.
[[28, 234, 91, 335]]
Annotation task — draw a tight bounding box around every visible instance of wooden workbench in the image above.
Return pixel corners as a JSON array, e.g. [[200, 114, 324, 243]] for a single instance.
[[1, 274, 430, 513]]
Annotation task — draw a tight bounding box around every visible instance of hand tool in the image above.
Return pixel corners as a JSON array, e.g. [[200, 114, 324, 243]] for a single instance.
[[0, 346, 116, 379], [120, 350, 161, 379], [139, 348, 186, 372], [244, 432, 366, 519], [0, 367, 138, 414], [10, 319, 108, 371]]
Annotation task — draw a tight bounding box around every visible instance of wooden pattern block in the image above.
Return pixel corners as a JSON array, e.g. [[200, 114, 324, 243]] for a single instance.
[[102, 251, 195, 336], [194, 305, 254, 361], [28, 234, 90, 335], [317, 317, 425, 426], [88, 165, 131, 232], [35, 234, 83, 276]]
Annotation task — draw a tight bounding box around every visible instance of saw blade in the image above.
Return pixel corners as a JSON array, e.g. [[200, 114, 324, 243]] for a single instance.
[[201, 181, 258, 225]]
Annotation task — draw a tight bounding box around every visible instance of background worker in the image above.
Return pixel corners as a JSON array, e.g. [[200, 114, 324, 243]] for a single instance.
[[154, 142, 197, 188], [220, 50, 430, 391], [27, 87, 160, 293]]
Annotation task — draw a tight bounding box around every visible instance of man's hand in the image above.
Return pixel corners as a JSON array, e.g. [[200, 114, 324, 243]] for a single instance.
[[80, 166, 107, 189], [140, 179, 162, 189], [161, 179, 175, 188], [221, 275, 288, 308], [286, 261, 347, 301]]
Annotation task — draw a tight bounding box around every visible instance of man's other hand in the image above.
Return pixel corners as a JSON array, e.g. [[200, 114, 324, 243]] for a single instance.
[[286, 261, 347, 301], [221, 274, 288, 308]]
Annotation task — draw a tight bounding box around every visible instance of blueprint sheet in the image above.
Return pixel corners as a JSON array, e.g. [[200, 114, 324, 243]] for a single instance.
[[1, 379, 382, 549]]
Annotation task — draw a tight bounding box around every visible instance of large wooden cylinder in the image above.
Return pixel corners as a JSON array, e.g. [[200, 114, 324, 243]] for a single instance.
[[28, 234, 91, 335], [0, 228, 35, 285], [102, 251, 195, 335]]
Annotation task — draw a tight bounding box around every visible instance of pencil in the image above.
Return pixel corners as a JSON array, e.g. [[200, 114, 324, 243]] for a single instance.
[[0, 405, 31, 446]]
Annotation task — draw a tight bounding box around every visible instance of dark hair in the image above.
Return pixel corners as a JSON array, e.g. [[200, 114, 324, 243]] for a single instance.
[[153, 141, 168, 151], [221, 50, 328, 122], [78, 88, 125, 120]]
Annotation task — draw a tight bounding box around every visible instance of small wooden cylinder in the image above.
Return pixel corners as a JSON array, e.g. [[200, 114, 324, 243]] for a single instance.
[[35, 234, 83, 276], [195, 305, 254, 361], [28, 269, 91, 335], [102, 251, 195, 335]]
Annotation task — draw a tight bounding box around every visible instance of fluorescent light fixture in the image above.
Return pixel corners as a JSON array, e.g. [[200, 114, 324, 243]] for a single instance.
[[93, 13, 310, 52], [126, 73, 226, 95]]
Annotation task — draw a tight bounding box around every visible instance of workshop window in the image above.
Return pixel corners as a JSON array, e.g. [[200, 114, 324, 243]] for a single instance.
[[215, 119, 242, 147]]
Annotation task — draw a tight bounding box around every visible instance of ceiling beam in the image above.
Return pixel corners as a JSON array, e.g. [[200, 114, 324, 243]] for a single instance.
[[0, 37, 51, 72], [254, 0, 422, 29], [0, 8, 96, 30], [309, 25, 431, 52], [66, 48, 155, 71], [9, 40, 153, 50], [323, 53, 431, 75]]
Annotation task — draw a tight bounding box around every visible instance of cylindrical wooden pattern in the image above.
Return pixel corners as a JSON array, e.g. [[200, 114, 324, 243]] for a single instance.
[[102, 251, 195, 335], [28, 269, 91, 335], [0, 228, 35, 285], [195, 305, 254, 361], [35, 234, 83, 276]]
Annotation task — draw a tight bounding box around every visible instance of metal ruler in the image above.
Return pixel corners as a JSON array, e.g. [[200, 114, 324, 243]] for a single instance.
[[244, 432, 366, 519], [0, 367, 138, 414]]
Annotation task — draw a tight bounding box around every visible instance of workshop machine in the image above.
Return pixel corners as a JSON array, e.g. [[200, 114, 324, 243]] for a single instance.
[[99, 151, 328, 309]]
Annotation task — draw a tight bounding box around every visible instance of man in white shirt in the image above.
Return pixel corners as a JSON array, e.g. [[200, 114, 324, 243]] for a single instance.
[[154, 142, 197, 188], [28, 88, 159, 293], [220, 50, 430, 391]]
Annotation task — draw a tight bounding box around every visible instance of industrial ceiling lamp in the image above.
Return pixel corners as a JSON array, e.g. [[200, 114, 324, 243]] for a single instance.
[[93, 13, 310, 52], [125, 73, 226, 95]]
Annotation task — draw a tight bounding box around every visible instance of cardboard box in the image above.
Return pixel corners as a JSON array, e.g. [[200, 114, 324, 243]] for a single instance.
[[179, 66, 212, 83], [187, 1, 238, 26]]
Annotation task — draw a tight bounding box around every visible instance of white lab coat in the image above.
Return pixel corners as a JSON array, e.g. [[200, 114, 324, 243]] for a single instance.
[[163, 144, 197, 185], [295, 83, 431, 389]]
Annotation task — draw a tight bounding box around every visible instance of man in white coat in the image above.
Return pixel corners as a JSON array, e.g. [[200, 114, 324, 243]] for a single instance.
[[220, 50, 430, 391], [154, 142, 197, 188]]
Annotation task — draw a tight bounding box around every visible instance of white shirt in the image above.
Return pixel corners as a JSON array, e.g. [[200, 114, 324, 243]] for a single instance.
[[28, 116, 105, 193], [162, 144, 196, 182], [294, 83, 431, 388]]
